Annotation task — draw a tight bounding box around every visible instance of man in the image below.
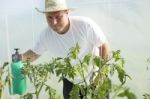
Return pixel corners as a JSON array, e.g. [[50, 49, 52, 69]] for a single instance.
[[22, 0, 109, 99]]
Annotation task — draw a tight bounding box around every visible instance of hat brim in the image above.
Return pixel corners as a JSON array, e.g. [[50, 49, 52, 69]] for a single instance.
[[35, 8, 74, 13]]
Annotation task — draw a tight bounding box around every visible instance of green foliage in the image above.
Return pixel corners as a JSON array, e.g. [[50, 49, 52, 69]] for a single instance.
[[45, 85, 61, 99], [22, 59, 60, 99], [68, 43, 80, 59], [143, 58, 150, 99], [21, 44, 138, 99], [2, 44, 149, 99], [143, 93, 150, 99], [70, 85, 80, 99], [117, 88, 136, 99], [21, 93, 33, 99], [0, 62, 11, 99]]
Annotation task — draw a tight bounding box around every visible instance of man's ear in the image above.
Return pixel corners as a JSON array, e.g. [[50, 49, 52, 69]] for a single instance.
[[65, 10, 69, 14]]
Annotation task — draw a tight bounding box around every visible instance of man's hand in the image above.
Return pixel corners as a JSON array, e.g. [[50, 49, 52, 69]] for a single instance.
[[99, 42, 109, 59], [22, 50, 40, 62]]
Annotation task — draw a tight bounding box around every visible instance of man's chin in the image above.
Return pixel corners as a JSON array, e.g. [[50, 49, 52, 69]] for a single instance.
[[52, 28, 59, 32], [53, 28, 64, 34]]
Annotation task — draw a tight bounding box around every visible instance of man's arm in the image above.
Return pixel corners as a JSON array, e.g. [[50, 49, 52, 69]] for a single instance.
[[99, 42, 109, 59], [22, 49, 40, 62]]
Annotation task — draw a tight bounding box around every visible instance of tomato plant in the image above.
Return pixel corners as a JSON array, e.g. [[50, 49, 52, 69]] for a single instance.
[[22, 44, 136, 99]]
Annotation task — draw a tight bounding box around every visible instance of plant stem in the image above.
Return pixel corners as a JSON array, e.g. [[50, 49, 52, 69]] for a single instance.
[[35, 86, 39, 99], [33, 74, 39, 99], [79, 59, 88, 99], [0, 89, 2, 99], [36, 92, 39, 99], [36, 71, 48, 99], [37, 83, 44, 99]]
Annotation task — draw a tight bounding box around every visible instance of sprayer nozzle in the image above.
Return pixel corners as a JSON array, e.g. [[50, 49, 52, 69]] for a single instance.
[[14, 48, 19, 54], [12, 48, 21, 62]]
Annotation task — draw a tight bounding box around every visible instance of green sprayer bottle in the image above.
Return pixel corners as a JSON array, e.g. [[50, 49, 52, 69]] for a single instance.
[[9, 48, 27, 95]]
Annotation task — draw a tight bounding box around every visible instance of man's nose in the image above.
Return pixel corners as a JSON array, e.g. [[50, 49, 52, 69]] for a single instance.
[[52, 18, 57, 25]]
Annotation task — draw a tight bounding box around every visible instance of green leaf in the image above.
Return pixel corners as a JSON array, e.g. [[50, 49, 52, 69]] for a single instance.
[[143, 93, 150, 99], [83, 54, 91, 65], [112, 50, 121, 62], [70, 85, 80, 99], [93, 56, 101, 67], [118, 89, 137, 99], [121, 58, 125, 67], [2, 62, 9, 69], [22, 93, 33, 99], [76, 65, 82, 77], [68, 43, 80, 59], [79, 85, 86, 96], [115, 64, 126, 84]]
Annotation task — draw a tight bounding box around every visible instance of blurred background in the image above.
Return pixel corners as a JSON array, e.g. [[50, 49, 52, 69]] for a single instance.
[[0, 0, 150, 98]]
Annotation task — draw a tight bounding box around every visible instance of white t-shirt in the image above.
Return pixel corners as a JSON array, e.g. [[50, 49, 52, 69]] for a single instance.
[[33, 16, 107, 84]]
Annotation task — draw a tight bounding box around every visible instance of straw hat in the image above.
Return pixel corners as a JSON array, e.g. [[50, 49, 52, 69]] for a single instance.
[[36, 0, 72, 13]]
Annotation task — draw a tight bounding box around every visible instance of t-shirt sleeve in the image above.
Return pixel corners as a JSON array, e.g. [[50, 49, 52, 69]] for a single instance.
[[87, 20, 107, 47], [32, 31, 47, 55]]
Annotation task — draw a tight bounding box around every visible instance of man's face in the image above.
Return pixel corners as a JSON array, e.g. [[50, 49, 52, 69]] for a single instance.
[[45, 10, 69, 34]]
